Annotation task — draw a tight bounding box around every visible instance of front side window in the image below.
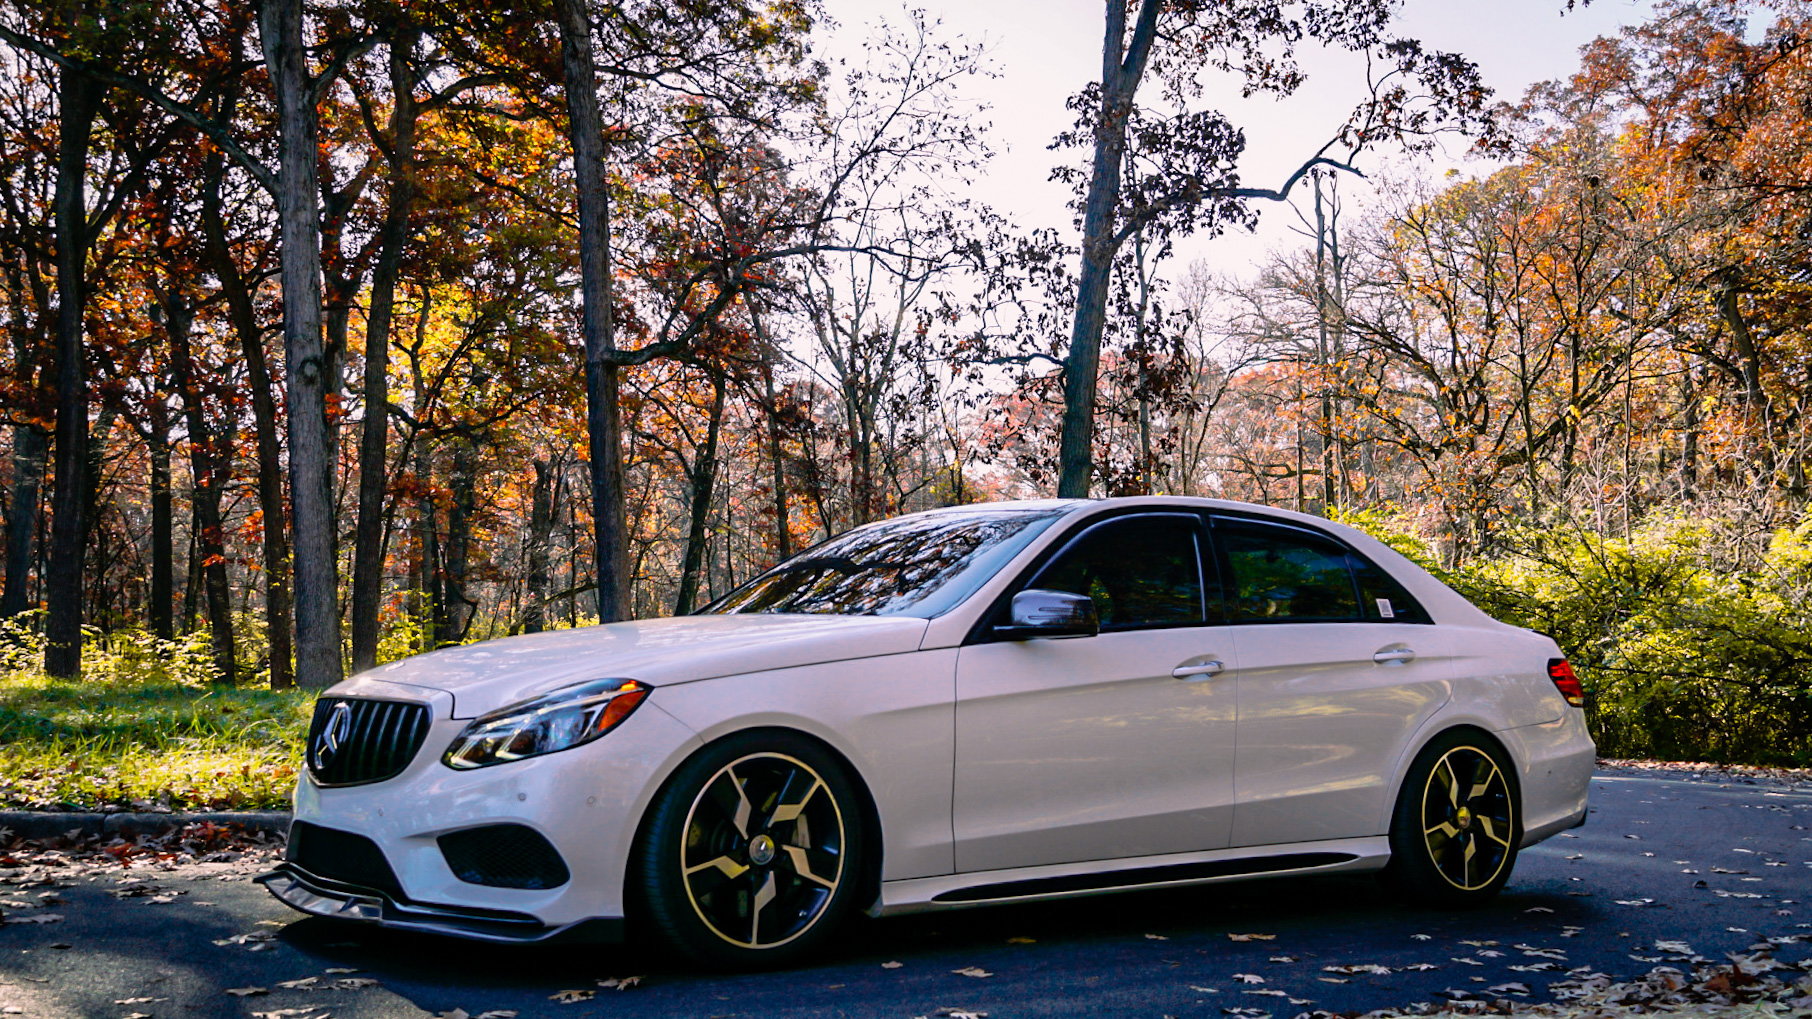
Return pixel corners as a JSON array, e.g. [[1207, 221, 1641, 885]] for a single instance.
[[702, 508, 1064, 618], [1028, 515, 1205, 630], [1217, 520, 1362, 622]]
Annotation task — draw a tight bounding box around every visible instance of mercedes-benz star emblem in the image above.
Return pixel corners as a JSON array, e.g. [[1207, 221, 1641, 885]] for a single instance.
[[312, 702, 354, 771]]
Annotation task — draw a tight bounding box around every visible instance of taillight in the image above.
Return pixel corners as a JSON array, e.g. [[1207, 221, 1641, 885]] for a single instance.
[[1547, 658, 1585, 707]]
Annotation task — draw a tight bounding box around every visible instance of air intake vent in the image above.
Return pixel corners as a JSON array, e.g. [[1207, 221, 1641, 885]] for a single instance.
[[306, 697, 430, 787], [439, 824, 572, 890], [286, 821, 406, 900]]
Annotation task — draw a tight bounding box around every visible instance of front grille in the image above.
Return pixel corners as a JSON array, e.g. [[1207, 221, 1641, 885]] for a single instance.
[[439, 824, 571, 890], [306, 697, 430, 786], [286, 821, 406, 900]]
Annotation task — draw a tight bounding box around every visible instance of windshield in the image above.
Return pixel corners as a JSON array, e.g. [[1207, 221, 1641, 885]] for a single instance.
[[700, 507, 1065, 618]]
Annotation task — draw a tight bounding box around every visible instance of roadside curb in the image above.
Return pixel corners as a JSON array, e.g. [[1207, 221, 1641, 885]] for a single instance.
[[0, 810, 290, 841]]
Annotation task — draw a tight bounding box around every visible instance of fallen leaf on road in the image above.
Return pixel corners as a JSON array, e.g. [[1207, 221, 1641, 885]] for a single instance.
[[275, 978, 318, 990], [113, 999, 165, 1005], [225, 987, 269, 997], [1232, 973, 1264, 984], [322, 968, 359, 974], [951, 966, 993, 978], [595, 976, 640, 990], [549, 989, 594, 1003], [882, 961, 903, 969], [1227, 933, 1275, 942], [1005, 936, 1035, 944], [1144, 933, 1168, 940]]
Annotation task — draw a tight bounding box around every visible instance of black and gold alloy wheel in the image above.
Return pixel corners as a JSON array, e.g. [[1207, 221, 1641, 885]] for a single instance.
[[1418, 745, 1514, 891], [1383, 731, 1521, 907], [679, 752, 846, 949], [636, 731, 865, 968]]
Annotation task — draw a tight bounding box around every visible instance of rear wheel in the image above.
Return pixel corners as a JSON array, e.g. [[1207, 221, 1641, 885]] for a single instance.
[[634, 732, 865, 968], [1382, 731, 1520, 907]]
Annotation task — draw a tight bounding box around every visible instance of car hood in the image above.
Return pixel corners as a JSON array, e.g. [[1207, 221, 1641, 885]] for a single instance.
[[339, 614, 932, 718]]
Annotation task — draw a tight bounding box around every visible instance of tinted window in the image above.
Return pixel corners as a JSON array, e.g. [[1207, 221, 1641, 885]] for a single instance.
[[1354, 558, 1431, 624], [1218, 521, 1361, 622], [703, 508, 1062, 618], [1030, 515, 1204, 630]]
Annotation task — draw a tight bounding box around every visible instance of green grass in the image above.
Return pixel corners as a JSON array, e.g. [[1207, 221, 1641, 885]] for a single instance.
[[0, 672, 314, 811]]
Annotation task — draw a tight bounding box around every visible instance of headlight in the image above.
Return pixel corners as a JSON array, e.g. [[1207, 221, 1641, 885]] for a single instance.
[[442, 678, 651, 770]]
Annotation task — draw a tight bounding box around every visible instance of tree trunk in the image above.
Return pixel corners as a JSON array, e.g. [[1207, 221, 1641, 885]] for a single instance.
[[412, 436, 443, 650], [1, 424, 48, 620], [164, 296, 237, 685], [1717, 279, 1770, 447], [351, 22, 421, 671], [762, 362, 791, 562], [147, 406, 174, 641], [441, 435, 476, 644], [554, 0, 627, 623], [262, 0, 342, 688], [523, 459, 554, 634], [202, 139, 294, 689], [674, 372, 727, 615], [1056, 0, 1159, 498], [42, 65, 99, 678]]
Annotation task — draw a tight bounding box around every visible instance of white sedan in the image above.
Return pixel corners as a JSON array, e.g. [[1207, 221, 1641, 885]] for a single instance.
[[261, 497, 1593, 967]]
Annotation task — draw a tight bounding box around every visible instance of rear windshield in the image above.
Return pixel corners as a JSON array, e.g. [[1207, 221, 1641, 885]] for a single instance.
[[700, 508, 1064, 618]]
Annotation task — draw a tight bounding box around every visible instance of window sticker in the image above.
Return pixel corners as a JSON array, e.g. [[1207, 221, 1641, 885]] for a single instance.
[[1376, 597, 1395, 619]]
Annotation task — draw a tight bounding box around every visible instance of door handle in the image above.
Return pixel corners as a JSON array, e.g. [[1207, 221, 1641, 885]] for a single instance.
[[1373, 647, 1416, 665], [1171, 660, 1225, 680]]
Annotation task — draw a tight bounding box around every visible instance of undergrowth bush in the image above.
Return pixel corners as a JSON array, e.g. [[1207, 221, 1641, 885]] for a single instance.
[[1341, 508, 1812, 766], [0, 626, 312, 810]]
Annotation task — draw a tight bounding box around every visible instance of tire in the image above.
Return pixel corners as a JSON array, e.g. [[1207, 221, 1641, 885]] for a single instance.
[[1381, 730, 1522, 907], [633, 731, 867, 968]]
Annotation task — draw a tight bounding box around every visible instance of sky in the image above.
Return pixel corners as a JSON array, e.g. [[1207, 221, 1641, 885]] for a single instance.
[[818, 0, 1661, 278]]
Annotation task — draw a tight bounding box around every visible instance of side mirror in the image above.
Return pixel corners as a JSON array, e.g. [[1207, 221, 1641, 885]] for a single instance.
[[997, 589, 1099, 639]]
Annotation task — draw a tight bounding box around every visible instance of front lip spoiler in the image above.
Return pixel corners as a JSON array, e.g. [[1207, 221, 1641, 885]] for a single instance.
[[256, 863, 622, 944]]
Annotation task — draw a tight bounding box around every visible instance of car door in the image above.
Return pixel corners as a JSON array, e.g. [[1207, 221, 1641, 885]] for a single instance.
[[1210, 515, 1454, 848], [951, 512, 1237, 873]]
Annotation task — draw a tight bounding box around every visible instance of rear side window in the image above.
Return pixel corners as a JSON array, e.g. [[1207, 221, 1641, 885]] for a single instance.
[[1030, 515, 1205, 630], [1218, 521, 1359, 621], [1354, 558, 1432, 624], [1213, 517, 1430, 624]]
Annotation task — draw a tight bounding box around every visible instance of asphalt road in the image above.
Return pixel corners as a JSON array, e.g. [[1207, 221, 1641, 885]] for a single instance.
[[3, 767, 1809, 1019]]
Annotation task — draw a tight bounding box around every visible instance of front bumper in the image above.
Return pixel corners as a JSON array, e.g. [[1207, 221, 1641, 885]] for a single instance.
[[267, 680, 704, 933], [258, 863, 622, 943]]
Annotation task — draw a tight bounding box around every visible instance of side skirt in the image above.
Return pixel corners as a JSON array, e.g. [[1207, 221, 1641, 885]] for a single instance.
[[873, 836, 1390, 916]]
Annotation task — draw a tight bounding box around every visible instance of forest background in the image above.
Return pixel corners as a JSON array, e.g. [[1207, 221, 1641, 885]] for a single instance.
[[1, 0, 1808, 812]]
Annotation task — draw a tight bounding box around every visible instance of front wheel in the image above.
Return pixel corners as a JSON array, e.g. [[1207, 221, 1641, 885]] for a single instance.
[[633, 732, 866, 968], [1382, 731, 1521, 907]]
